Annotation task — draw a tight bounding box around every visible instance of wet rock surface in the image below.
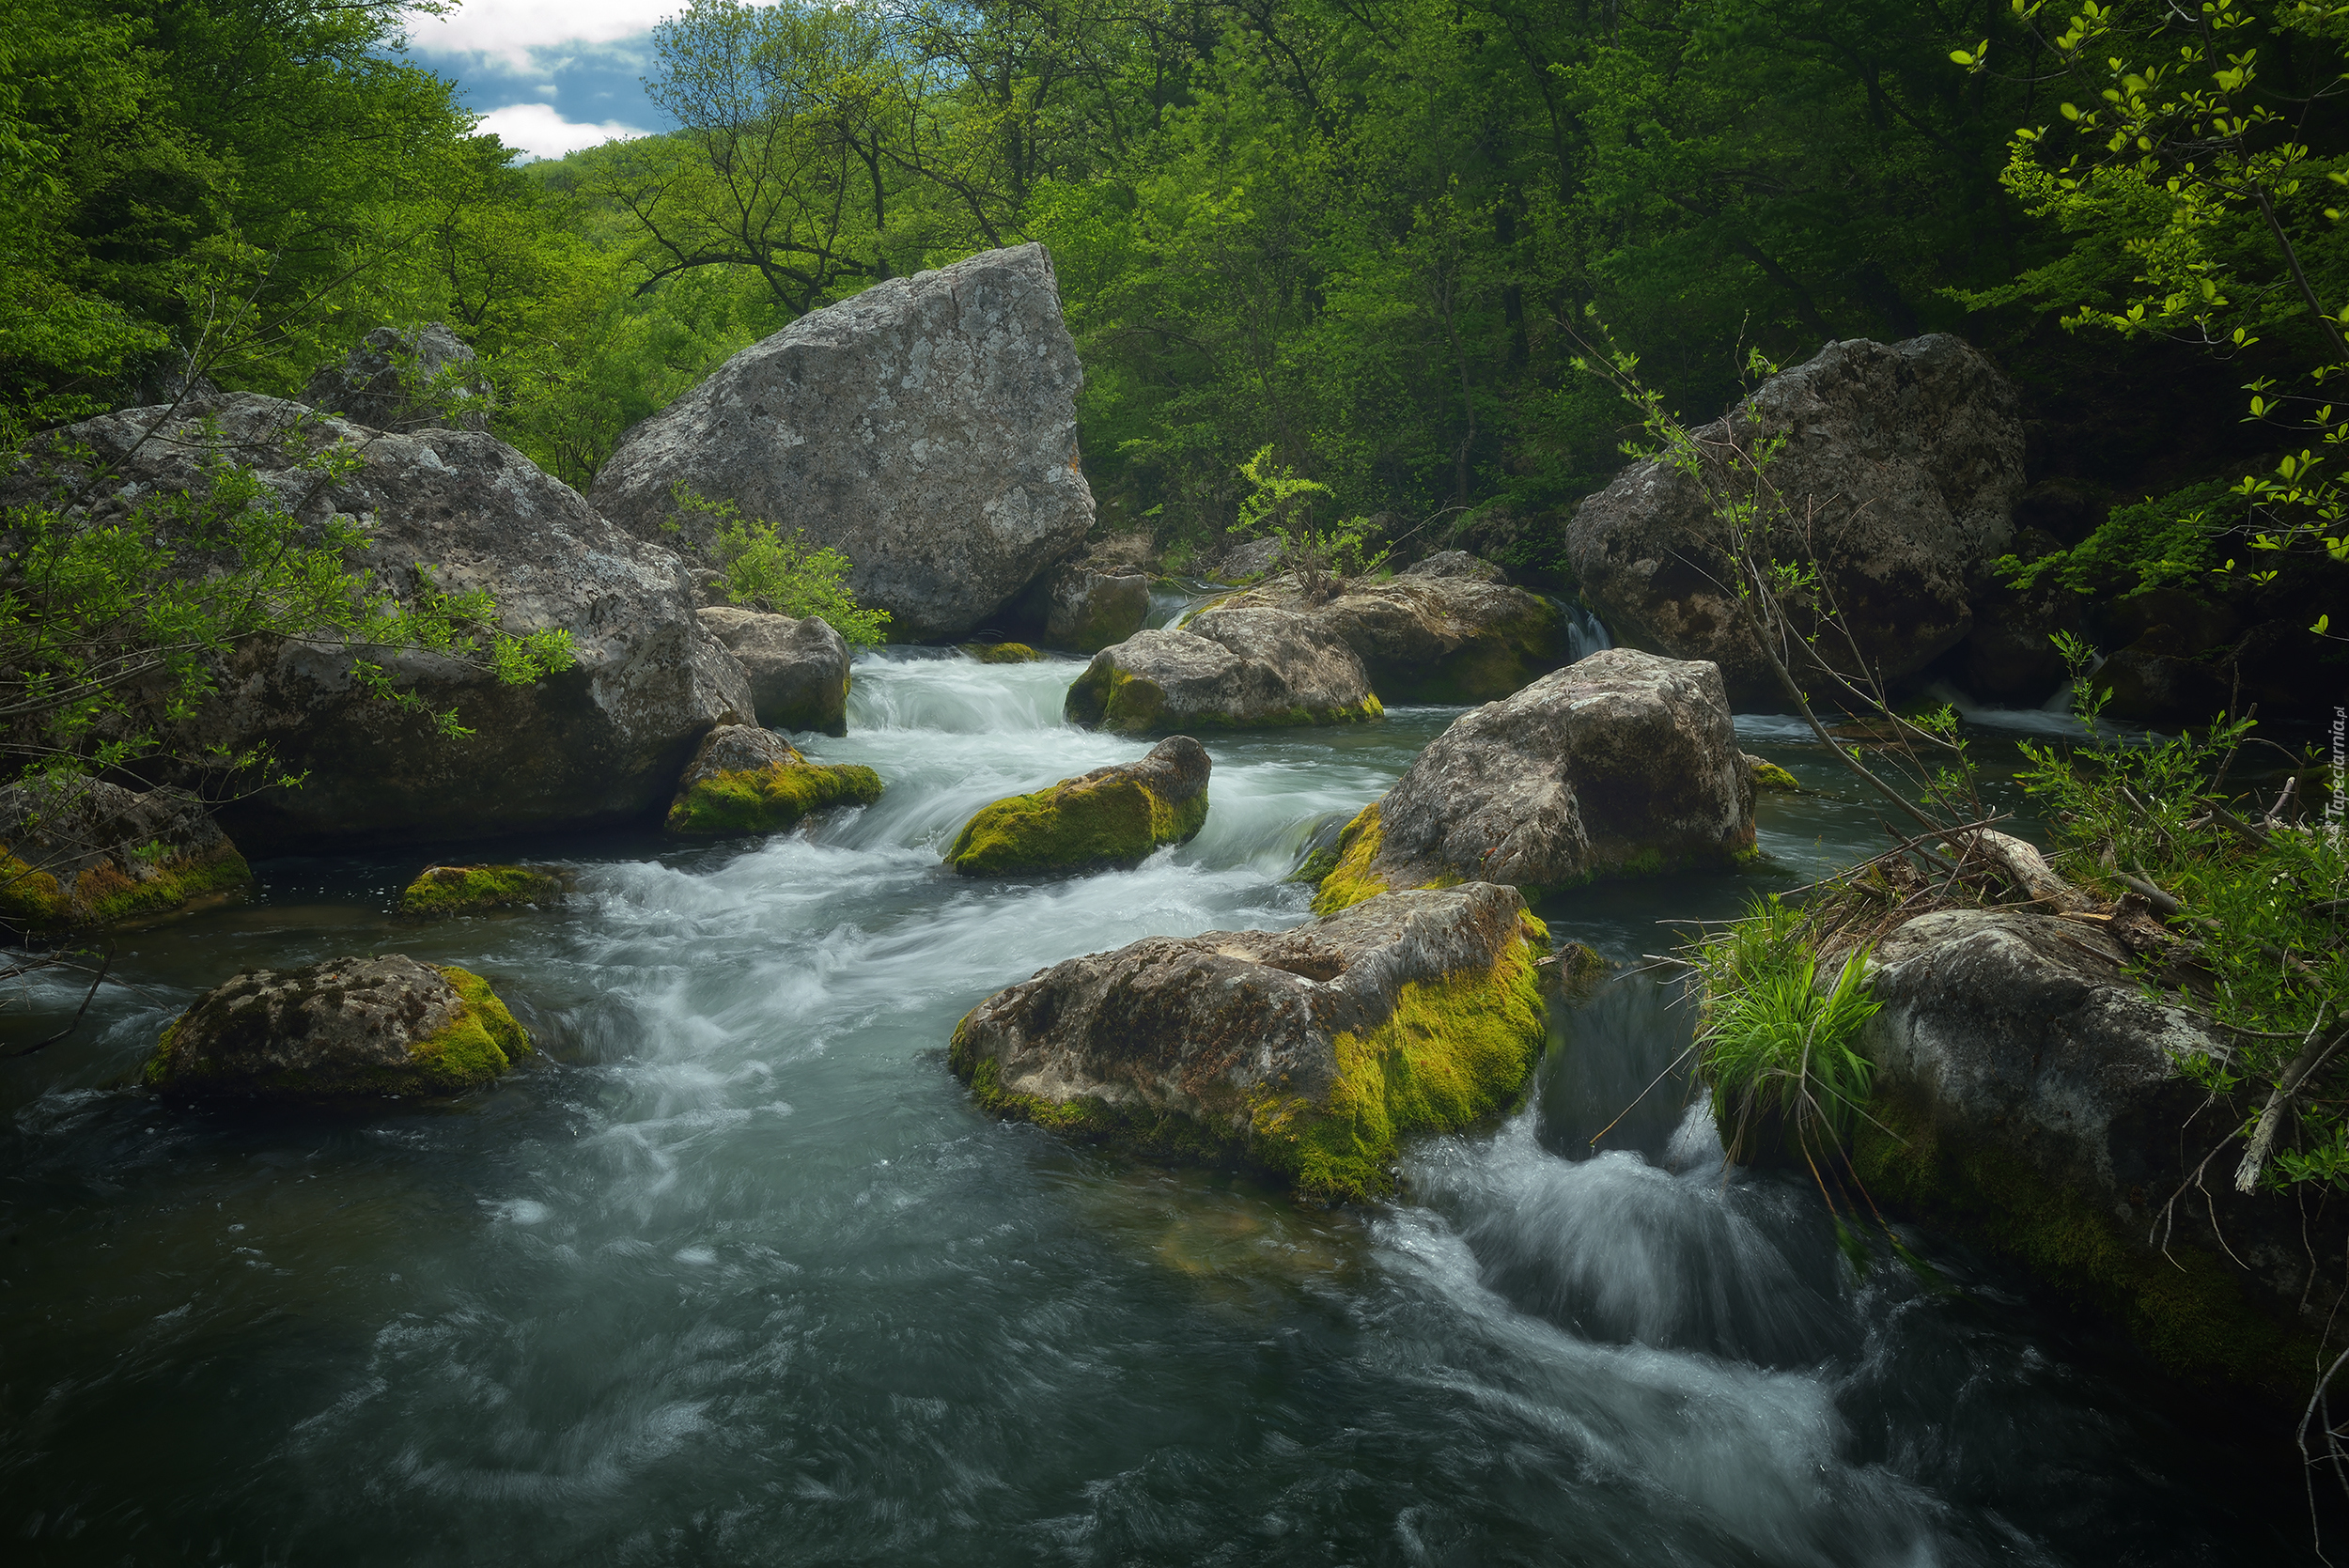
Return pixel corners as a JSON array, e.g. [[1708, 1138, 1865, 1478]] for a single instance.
[[1207, 565, 1563, 702], [590, 244, 1094, 643], [946, 735, 1210, 875], [398, 864, 567, 917], [664, 723, 881, 836], [1317, 649, 1753, 909], [697, 607, 851, 736], [949, 883, 1548, 1201], [1066, 609, 1381, 733], [1566, 334, 2025, 706], [145, 954, 530, 1100], [0, 777, 251, 931]]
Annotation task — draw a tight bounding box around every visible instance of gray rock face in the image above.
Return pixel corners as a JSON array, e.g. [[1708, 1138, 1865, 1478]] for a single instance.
[[1044, 565, 1151, 652], [145, 954, 530, 1101], [302, 324, 490, 433], [1208, 570, 1563, 702], [1064, 609, 1381, 733], [949, 883, 1548, 1200], [1566, 334, 2024, 706], [589, 243, 1095, 643], [1213, 535, 1284, 582], [1320, 648, 1751, 908], [0, 777, 251, 930], [697, 607, 850, 735], [1401, 550, 1507, 583], [8, 394, 750, 850]]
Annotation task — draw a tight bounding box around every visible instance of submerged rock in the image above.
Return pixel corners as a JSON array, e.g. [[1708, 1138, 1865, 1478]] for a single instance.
[[1848, 908, 2336, 1387], [946, 736, 1210, 876], [1065, 609, 1381, 734], [1566, 334, 2024, 706], [1316, 648, 1753, 912], [950, 884, 1548, 1202], [1207, 567, 1563, 702], [145, 954, 529, 1101], [0, 777, 251, 931], [398, 863, 566, 916], [5, 394, 752, 851], [664, 724, 881, 836], [697, 607, 850, 736], [590, 244, 1095, 643]]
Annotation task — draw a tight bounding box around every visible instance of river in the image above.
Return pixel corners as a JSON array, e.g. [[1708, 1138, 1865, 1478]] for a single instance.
[[0, 648, 2305, 1564]]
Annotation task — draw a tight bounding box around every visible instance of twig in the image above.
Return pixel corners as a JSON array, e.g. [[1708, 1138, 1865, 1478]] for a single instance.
[[2237, 1006, 2342, 1194], [9, 942, 116, 1057]]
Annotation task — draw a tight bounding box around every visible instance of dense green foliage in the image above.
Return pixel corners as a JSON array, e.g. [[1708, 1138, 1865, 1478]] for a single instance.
[[664, 486, 892, 645]]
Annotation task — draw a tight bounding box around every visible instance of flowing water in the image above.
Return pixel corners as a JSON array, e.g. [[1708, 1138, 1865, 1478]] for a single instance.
[[0, 650, 2303, 1565]]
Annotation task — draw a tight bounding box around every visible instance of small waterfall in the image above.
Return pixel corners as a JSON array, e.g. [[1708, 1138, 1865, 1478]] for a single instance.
[[1562, 597, 1613, 661]]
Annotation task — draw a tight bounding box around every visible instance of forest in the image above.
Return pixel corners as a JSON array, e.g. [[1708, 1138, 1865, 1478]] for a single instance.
[[11, 0, 2349, 598]]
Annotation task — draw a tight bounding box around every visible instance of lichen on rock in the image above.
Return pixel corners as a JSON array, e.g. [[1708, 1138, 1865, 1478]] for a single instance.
[[399, 863, 566, 916], [1066, 610, 1383, 734], [948, 883, 1548, 1203], [946, 736, 1210, 875], [0, 776, 252, 932], [664, 723, 882, 836], [1211, 560, 1566, 703], [144, 954, 530, 1101]]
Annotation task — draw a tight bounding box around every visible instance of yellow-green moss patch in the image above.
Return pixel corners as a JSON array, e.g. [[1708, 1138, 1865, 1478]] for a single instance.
[[963, 642, 1047, 663], [412, 965, 533, 1092], [1750, 758, 1801, 792], [946, 776, 1208, 876], [666, 761, 884, 836], [399, 863, 563, 916]]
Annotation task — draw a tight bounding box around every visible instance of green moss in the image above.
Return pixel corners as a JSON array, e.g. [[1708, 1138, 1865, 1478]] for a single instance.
[[946, 774, 1208, 876], [666, 761, 883, 836], [399, 863, 562, 916], [1313, 803, 1392, 914], [1853, 1087, 2311, 1391], [957, 1051, 1242, 1164], [0, 851, 73, 928], [1750, 758, 1801, 792], [1, 844, 251, 931], [412, 965, 533, 1091], [1252, 918, 1549, 1203], [141, 1014, 186, 1089], [963, 642, 1046, 663]]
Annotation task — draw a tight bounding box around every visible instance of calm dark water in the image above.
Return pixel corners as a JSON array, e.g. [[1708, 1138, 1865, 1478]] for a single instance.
[[0, 652, 2305, 1565]]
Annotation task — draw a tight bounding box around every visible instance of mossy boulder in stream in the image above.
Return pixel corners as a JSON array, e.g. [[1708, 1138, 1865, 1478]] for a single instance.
[[399, 863, 566, 916], [946, 736, 1211, 876], [1315, 648, 1753, 913], [962, 642, 1047, 663], [665, 724, 882, 836], [950, 883, 1548, 1203], [1066, 608, 1382, 735], [0, 776, 251, 932], [144, 955, 530, 1101]]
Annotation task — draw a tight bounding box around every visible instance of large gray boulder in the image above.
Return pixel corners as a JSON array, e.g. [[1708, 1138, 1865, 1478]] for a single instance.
[[7, 394, 750, 851], [1207, 563, 1563, 702], [0, 776, 252, 932], [1315, 648, 1752, 911], [144, 954, 530, 1101], [1566, 335, 2024, 706], [696, 607, 850, 735], [1848, 908, 2337, 1384], [302, 323, 490, 433], [590, 243, 1095, 643], [950, 883, 1548, 1202], [1064, 607, 1382, 733]]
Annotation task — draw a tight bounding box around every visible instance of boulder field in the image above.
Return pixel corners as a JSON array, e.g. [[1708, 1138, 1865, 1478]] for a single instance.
[[950, 883, 1548, 1202], [145, 954, 530, 1101], [946, 736, 1210, 875], [1566, 334, 2025, 706], [1314, 648, 1754, 911], [590, 244, 1096, 644]]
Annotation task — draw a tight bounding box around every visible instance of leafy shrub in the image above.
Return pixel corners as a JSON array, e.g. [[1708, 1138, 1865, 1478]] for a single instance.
[[1996, 478, 2243, 596], [665, 484, 889, 645]]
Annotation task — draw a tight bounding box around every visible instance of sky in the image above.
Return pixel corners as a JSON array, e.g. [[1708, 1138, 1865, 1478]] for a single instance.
[[403, 0, 678, 161]]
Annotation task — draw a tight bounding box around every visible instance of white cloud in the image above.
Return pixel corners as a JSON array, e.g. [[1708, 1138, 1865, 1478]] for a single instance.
[[476, 101, 649, 160], [407, 1, 675, 72]]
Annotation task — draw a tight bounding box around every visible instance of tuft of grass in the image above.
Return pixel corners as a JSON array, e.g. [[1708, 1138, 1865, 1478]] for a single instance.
[[1695, 893, 1880, 1168]]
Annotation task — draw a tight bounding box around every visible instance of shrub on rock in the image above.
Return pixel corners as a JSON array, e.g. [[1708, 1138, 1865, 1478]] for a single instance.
[[946, 736, 1210, 876], [665, 724, 881, 836], [950, 883, 1548, 1203], [0, 777, 251, 932], [144, 954, 529, 1100], [399, 863, 565, 916], [1315, 648, 1754, 912]]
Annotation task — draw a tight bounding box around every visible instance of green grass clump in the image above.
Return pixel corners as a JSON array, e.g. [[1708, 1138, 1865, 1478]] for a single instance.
[[666, 761, 883, 836], [945, 775, 1206, 875], [399, 863, 562, 916], [1695, 893, 1880, 1167]]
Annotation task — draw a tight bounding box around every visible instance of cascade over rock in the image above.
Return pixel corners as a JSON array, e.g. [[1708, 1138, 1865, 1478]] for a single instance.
[[950, 883, 1548, 1202], [1566, 334, 2024, 706], [1066, 608, 1382, 733], [589, 243, 1095, 643], [1316, 648, 1752, 911], [145, 954, 530, 1101], [946, 735, 1210, 875], [697, 607, 851, 736], [3, 394, 752, 851]]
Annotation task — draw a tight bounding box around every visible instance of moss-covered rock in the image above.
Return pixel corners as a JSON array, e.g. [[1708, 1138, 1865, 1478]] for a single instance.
[[1743, 753, 1801, 792], [962, 642, 1048, 663], [1066, 610, 1383, 735], [1315, 649, 1754, 913], [946, 736, 1211, 875], [399, 863, 566, 916], [144, 954, 530, 1101], [0, 776, 252, 933], [950, 883, 1548, 1203], [664, 724, 883, 836]]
